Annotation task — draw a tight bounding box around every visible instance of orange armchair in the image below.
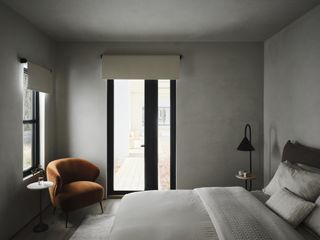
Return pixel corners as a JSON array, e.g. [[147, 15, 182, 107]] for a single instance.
[[46, 158, 104, 227]]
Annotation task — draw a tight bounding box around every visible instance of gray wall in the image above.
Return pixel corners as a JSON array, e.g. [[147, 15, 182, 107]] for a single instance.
[[55, 42, 264, 192], [264, 5, 320, 185], [0, 3, 56, 239]]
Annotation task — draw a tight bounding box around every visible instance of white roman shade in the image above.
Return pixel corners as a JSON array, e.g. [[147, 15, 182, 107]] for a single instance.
[[28, 62, 53, 94], [102, 55, 180, 80]]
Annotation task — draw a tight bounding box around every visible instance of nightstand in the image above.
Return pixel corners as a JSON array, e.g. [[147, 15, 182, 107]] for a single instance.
[[235, 173, 256, 191]]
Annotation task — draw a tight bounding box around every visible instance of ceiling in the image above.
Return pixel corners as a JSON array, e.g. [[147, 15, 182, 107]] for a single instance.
[[2, 0, 319, 42]]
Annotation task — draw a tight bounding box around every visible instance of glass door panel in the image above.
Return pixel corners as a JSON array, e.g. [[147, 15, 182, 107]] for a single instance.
[[114, 80, 145, 191], [158, 80, 171, 190]]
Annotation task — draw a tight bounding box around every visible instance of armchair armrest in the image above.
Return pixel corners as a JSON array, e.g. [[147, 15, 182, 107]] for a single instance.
[[46, 162, 62, 205]]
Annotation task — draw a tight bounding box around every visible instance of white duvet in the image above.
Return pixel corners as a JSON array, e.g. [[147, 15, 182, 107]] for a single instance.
[[109, 187, 304, 240]]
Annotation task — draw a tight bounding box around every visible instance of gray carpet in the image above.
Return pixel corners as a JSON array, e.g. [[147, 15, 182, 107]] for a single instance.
[[70, 214, 114, 240]]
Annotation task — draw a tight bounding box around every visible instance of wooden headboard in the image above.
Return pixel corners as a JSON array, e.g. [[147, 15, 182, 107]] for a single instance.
[[282, 141, 320, 169]]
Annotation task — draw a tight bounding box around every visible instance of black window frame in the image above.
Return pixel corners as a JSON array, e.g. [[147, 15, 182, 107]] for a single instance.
[[107, 79, 176, 195], [23, 69, 40, 177]]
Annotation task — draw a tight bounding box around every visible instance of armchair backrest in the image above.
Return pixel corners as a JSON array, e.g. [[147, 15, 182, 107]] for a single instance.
[[55, 158, 100, 184], [46, 158, 100, 204]]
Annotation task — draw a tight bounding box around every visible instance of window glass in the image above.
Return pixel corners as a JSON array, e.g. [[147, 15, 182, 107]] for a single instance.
[[23, 124, 33, 171], [23, 73, 33, 120]]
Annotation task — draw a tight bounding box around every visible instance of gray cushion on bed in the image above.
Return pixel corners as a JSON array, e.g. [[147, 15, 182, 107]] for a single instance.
[[304, 196, 320, 236], [298, 163, 320, 174], [263, 161, 320, 201], [251, 190, 270, 203], [266, 188, 315, 227]]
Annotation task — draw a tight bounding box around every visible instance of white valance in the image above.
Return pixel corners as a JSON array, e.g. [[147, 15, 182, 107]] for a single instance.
[[102, 55, 180, 80], [28, 62, 53, 94]]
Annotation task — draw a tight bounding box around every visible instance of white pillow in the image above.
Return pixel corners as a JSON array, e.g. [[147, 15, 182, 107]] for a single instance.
[[304, 196, 320, 236], [266, 188, 315, 227], [263, 161, 320, 201]]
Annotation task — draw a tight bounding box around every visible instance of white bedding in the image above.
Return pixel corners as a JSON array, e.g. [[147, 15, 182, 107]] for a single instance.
[[109, 187, 305, 240], [109, 190, 218, 240]]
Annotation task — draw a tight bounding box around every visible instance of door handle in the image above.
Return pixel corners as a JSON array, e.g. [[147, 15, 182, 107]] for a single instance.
[[140, 144, 145, 147]]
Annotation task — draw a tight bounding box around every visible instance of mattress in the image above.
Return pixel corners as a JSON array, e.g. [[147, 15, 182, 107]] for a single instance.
[[109, 187, 304, 240], [297, 226, 320, 240]]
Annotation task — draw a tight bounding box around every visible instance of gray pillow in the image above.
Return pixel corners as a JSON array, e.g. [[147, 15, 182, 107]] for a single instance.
[[263, 161, 320, 201], [266, 188, 315, 227], [297, 163, 320, 174], [304, 196, 320, 236]]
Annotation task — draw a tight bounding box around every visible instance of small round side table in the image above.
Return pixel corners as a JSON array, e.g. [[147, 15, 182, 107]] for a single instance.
[[235, 173, 256, 191], [27, 181, 53, 232]]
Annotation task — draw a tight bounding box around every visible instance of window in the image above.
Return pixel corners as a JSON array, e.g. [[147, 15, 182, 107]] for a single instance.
[[23, 68, 39, 177]]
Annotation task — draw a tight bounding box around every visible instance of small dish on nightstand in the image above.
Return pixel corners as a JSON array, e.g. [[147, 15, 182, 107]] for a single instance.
[[235, 172, 256, 191]]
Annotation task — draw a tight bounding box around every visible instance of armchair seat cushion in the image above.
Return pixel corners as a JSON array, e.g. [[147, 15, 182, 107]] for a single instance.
[[55, 181, 104, 212]]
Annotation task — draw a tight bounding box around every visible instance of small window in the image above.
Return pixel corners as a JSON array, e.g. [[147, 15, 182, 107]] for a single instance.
[[23, 68, 39, 177]]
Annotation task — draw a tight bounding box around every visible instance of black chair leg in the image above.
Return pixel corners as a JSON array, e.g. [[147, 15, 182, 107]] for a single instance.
[[65, 212, 69, 228], [53, 206, 56, 215], [99, 201, 104, 214]]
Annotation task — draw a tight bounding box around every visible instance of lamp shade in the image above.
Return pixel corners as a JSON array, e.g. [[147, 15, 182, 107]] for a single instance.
[[237, 136, 255, 151]]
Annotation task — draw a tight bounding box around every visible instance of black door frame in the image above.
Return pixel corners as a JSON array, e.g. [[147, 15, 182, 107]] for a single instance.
[[170, 80, 176, 190], [107, 79, 176, 196], [144, 80, 158, 190]]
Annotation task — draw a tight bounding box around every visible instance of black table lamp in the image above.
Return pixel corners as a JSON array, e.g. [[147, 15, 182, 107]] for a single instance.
[[237, 124, 255, 173]]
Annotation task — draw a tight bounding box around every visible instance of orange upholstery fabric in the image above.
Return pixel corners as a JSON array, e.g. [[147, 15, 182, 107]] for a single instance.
[[56, 181, 104, 212], [47, 158, 104, 212]]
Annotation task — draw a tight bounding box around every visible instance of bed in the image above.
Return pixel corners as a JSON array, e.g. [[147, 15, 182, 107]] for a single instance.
[[108, 141, 320, 240]]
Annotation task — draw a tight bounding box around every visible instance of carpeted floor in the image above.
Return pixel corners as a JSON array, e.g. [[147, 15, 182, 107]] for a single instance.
[[12, 199, 120, 240], [70, 214, 114, 240]]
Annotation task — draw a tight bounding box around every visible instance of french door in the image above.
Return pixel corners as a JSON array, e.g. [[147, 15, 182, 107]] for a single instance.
[[107, 79, 176, 195]]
